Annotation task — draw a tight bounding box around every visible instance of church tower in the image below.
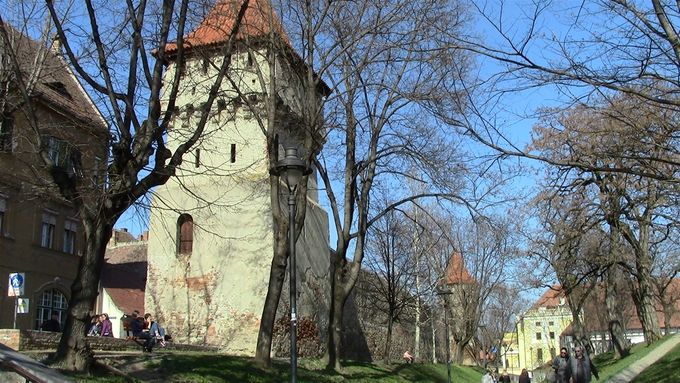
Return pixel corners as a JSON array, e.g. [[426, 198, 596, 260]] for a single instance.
[[146, 0, 329, 354]]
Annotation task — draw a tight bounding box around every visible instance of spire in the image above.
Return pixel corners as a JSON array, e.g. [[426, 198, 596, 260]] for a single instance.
[[443, 252, 476, 285], [165, 0, 290, 55]]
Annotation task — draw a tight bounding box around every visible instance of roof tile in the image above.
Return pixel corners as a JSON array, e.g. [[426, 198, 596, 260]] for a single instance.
[[165, 0, 290, 55]]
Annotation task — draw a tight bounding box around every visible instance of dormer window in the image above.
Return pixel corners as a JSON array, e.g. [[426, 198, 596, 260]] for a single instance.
[[45, 81, 72, 99]]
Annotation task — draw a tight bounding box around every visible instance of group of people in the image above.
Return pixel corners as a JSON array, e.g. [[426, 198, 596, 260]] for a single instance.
[[87, 313, 114, 337], [480, 345, 597, 383], [482, 368, 530, 383], [124, 311, 168, 352], [553, 346, 599, 383]]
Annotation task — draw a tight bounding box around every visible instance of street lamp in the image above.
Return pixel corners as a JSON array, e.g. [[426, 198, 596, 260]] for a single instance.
[[436, 288, 453, 383], [270, 145, 309, 383]]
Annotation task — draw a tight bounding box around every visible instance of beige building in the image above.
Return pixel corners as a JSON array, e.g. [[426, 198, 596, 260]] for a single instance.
[[516, 286, 577, 371], [145, 0, 330, 354], [0, 23, 107, 330]]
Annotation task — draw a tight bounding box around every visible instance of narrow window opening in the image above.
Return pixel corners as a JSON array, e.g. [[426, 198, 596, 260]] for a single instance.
[[217, 99, 227, 112], [0, 196, 6, 235], [247, 51, 254, 67], [177, 214, 193, 254], [230, 144, 236, 163], [202, 57, 209, 74], [0, 115, 14, 152], [195, 148, 200, 168]]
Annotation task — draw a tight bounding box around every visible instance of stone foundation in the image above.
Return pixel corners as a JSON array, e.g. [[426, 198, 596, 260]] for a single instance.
[[0, 329, 216, 352]]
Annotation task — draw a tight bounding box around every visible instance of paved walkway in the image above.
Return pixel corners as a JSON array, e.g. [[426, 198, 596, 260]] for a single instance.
[[607, 333, 680, 382]]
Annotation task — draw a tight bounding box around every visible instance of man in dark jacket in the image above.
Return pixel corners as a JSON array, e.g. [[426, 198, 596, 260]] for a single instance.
[[40, 314, 61, 332], [568, 346, 599, 383]]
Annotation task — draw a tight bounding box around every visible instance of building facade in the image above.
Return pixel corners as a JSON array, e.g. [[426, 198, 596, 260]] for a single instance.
[[145, 0, 330, 354], [516, 287, 573, 371], [0, 23, 107, 331]]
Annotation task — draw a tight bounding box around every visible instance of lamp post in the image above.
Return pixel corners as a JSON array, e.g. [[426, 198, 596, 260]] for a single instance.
[[436, 288, 453, 383], [270, 146, 309, 383]]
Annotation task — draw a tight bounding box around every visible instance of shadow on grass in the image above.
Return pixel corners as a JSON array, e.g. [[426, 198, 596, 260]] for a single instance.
[[631, 343, 680, 383], [61, 353, 482, 382]]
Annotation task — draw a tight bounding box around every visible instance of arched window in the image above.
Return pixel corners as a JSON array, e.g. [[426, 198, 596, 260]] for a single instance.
[[177, 214, 193, 254], [35, 288, 68, 330]]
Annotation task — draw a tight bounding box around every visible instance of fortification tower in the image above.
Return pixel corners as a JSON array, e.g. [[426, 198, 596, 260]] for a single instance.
[[145, 0, 329, 354]]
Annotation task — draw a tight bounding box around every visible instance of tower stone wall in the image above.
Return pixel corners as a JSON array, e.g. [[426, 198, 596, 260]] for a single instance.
[[145, 2, 329, 355]]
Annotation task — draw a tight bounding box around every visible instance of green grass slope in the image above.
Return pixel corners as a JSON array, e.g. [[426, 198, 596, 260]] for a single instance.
[[631, 342, 680, 383]]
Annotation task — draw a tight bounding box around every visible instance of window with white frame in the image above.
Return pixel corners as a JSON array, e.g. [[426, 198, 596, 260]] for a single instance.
[[63, 220, 77, 254], [0, 196, 6, 235], [41, 212, 57, 248], [35, 288, 68, 330]]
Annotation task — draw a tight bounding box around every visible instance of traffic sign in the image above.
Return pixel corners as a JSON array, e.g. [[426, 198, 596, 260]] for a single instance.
[[17, 298, 29, 314], [8, 272, 25, 297]]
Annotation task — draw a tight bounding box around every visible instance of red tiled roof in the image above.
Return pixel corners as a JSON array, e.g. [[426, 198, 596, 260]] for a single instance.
[[531, 285, 566, 310], [444, 252, 476, 285], [545, 281, 680, 336], [102, 243, 147, 315], [165, 0, 290, 55]]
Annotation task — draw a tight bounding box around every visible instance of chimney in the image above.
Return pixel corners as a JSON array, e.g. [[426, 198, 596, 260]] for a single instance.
[[139, 230, 149, 242]]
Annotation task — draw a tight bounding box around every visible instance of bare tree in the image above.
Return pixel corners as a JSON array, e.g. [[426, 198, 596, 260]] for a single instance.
[[531, 95, 680, 344], [307, 0, 472, 369], [650, 236, 680, 335], [363, 209, 418, 363], [442, 216, 517, 363], [1, 0, 254, 371], [444, 0, 680, 182]]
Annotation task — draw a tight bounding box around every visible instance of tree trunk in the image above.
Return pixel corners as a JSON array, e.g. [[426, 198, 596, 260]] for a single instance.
[[383, 316, 394, 363], [633, 245, 662, 343], [452, 341, 465, 364], [663, 303, 672, 335], [54, 219, 112, 371], [605, 266, 630, 358], [325, 274, 345, 371], [431, 317, 437, 363], [254, 227, 289, 367], [633, 276, 662, 344]]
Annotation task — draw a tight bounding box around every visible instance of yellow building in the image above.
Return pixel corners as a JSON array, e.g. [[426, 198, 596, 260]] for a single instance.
[[517, 286, 572, 372], [500, 331, 520, 375]]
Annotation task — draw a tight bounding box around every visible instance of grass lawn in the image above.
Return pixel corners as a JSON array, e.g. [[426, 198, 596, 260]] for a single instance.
[[591, 335, 677, 382], [62, 353, 484, 383], [631, 342, 680, 383]]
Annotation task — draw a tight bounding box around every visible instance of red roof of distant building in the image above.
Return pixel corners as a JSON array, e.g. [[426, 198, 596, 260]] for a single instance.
[[444, 252, 476, 285], [164, 0, 290, 55], [531, 285, 566, 310]]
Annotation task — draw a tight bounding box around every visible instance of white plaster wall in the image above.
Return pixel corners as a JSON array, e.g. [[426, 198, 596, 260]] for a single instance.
[[147, 47, 329, 355], [99, 289, 125, 338]]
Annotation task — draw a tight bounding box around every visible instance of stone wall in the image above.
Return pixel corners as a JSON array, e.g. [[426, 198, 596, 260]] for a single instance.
[[0, 329, 216, 352]]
